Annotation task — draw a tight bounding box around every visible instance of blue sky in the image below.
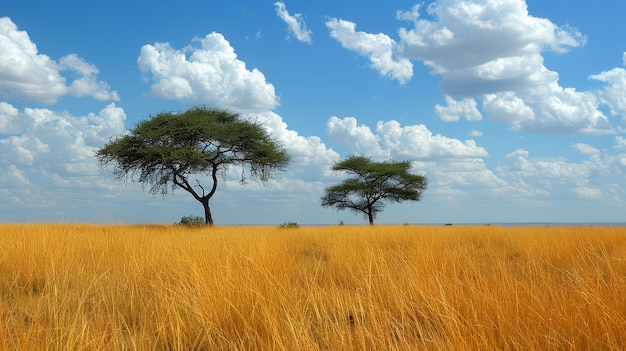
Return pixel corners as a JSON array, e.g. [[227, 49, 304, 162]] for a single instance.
[[1, 0, 626, 225]]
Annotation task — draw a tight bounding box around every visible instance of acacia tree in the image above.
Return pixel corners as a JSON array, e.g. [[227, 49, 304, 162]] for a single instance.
[[321, 155, 427, 225], [96, 106, 290, 226]]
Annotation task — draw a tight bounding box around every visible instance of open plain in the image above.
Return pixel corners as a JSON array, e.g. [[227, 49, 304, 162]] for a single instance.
[[1, 224, 625, 350]]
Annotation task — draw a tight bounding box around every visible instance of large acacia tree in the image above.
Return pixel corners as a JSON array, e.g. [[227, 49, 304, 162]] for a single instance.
[[96, 106, 290, 225], [321, 155, 427, 225]]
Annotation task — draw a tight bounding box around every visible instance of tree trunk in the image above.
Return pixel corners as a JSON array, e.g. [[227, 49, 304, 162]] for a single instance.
[[202, 199, 214, 226], [367, 210, 374, 225]]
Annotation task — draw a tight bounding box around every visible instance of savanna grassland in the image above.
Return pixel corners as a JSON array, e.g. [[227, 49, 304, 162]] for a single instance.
[[1, 224, 625, 350]]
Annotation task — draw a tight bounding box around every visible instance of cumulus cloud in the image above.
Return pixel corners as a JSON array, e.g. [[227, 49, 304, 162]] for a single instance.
[[0, 101, 21, 134], [495, 147, 626, 201], [573, 186, 603, 199], [327, 116, 488, 160], [572, 143, 600, 156], [438, 54, 558, 97], [3, 164, 30, 187], [435, 96, 482, 121], [60, 54, 119, 101], [483, 83, 611, 134], [0, 103, 126, 177], [324, 2, 617, 135], [0, 102, 136, 221], [501, 148, 586, 178], [138, 33, 279, 112], [393, 0, 616, 136], [274, 2, 313, 44], [0, 17, 118, 104], [589, 67, 626, 120], [326, 116, 386, 157], [396, 0, 585, 85], [326, 18, 413, 84], [0, 104, 188, 223], [377, 120, 488, 160], [615, 136, 626, 150]]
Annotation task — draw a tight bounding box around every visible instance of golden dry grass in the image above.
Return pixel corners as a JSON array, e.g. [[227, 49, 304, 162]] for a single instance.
[[1, 224, 625, 350]]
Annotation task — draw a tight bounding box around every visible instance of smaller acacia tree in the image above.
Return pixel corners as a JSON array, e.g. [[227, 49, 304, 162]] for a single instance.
[[321, 155, 427, 225]]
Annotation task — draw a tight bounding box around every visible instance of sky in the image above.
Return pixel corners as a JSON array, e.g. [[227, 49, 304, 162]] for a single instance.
[[1, 0, 626, 225]]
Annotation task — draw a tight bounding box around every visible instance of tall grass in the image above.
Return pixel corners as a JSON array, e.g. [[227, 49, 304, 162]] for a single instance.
[[1, 224, 625, 350]]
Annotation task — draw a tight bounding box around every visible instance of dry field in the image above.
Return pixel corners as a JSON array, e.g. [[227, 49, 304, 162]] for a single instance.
[[1, 224, 625, 350]]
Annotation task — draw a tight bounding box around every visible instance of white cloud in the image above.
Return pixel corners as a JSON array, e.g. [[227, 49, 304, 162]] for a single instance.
[[589, 67, 626, 119], [0, 103, 126, 176], [573, 186, 603, 199], [397, 0, 585, 77], [501, 149, 590, 178], [0, 103, 138, 221], [623, 52, 626, 66], [483, 82, 611, 134], [2, 164, 29, 187], [326, 2, 613, 135], [138, 33, 279, 112], [375, 119, 488, 159], [326, 18, 413, 84], [397, 0, 626, 134], [390, 1, 618, 135], [0, 134, 47, 165], [0, 101, 20, 134], [60, 54, 119, 101], [615, 136, 626, 150], [393, 0, 596, 130], [0, 102, 134, 221], [327, 116, 488, 160], [0, 17, 118, 104], [572, 143, 600, 156], [326, 116, 386, 157], [439, 54, 558, 97], [274, 2, 313, 44], [482, 91, 534, 125], [494, 147, 626, 201], [396, 4, 422, 23], [435, 96, 482, 121]]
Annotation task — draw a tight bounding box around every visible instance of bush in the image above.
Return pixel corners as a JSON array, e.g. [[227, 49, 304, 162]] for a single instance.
[[178, 215, 205, 226], [278, 222, 299, 229]]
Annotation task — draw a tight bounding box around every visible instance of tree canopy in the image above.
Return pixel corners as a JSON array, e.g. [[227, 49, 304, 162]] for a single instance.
[[96, 106, 290, 225], [321, 155, 427, 225]]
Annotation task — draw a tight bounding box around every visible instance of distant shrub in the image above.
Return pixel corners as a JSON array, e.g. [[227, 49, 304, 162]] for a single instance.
[[178, 215, 205, 227], [278, 222, 299, 229]]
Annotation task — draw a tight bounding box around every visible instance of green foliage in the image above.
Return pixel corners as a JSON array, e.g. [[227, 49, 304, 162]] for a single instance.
[[96, 106, 291, 226], [278, 222, 300, 229], [321, 155, 427, 225], [178, 215, 205, 227]]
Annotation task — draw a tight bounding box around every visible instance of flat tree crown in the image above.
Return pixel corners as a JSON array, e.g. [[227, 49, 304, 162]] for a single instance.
[[322, 155, 427, 225], [96, 106, 290, 225]]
